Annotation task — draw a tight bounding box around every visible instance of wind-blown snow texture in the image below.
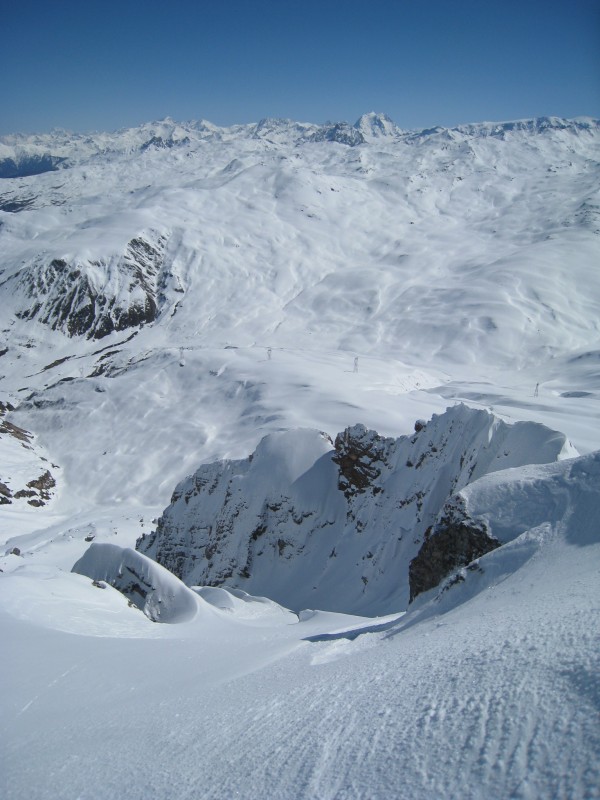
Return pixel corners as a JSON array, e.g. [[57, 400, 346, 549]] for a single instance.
[[1, 113, 599, 800]]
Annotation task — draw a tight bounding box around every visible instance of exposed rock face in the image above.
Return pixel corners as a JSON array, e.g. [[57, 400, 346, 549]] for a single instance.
[[137, 406, 575, 615], [140, 135, 190, 151], [0, 193, 36, 213], [332, 425, 394, 497], [6, 231, 168, 339], [408, 498, 501, 602]]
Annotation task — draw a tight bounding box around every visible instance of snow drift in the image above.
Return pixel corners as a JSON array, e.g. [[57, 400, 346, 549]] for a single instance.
[[72, 542, 199, 622]]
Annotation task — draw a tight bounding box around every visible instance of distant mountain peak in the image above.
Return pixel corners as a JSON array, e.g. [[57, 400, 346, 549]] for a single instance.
[[354, 112, 401, 138]]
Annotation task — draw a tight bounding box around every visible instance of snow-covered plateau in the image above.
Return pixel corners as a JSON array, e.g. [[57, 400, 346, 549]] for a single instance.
[[1, 113, 599, 799]]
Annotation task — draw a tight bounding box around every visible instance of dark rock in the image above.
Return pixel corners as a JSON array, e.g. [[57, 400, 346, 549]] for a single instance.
[[27, 470, 56, 497], [42, 356, 73, 371], [0, 419, 33, 443], [0, 195, 36, 212], [332, 424, 394, 497], [10, 233, 167, 339], [409, 501, 501, 602]]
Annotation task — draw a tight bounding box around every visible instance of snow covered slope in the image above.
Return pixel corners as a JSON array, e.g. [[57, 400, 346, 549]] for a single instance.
[[1, 113, 599, 800], [0, 112, 598, 535], [0, 400, 58, 514], [1, 448, 598, 800], [409, 448, 600, 603], [137, 405, 575, 614]]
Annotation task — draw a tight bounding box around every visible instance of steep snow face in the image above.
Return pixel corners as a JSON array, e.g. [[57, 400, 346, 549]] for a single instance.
[[443, 448, 600, 549], [137, 405, 574, 614]]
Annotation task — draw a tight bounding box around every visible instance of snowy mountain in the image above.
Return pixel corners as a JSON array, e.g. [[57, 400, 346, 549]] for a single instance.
[[138, 405, 575, 614], [1, 113, 599, 800], [7, 231, 168, 338], [354, 111, 402, 139]]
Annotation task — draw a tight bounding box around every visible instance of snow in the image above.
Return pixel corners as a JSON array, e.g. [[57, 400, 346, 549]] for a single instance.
[[1, 114, 599, 799], [72, 543, 201, 623], [2, 483, 598, 798], [138, 405, 577, 615]]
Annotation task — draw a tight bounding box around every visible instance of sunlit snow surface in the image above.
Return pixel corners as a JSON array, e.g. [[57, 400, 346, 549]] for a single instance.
[[1, 115, 599, 799]]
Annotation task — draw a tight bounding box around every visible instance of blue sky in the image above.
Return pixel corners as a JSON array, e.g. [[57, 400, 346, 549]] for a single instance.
[[2, 0, 598, 134]]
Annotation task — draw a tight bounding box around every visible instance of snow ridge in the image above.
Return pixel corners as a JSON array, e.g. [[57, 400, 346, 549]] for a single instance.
[[137, 405, 574, 614]]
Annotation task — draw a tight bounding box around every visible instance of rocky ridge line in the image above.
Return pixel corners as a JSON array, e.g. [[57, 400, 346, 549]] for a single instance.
[[137, 405, 575, 614]]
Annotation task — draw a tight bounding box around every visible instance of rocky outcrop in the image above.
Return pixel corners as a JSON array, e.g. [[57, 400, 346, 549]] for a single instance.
[[408, 498, 500, 602], [137, 406, 575, 615], [0, 193, 37, 212], [332, 425, 394, 497], [140, 135, 190, 151], [8, 231, 168, 339]]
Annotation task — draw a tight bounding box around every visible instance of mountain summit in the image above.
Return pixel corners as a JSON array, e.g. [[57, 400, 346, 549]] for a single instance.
[[354, 111, 401, 138]]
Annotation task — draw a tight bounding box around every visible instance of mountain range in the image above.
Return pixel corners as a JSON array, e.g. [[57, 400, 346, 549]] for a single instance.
[[1, 113, 599, 800]]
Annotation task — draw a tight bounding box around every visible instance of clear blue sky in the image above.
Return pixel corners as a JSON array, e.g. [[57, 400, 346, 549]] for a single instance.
[[2, 0, 598, 134]]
